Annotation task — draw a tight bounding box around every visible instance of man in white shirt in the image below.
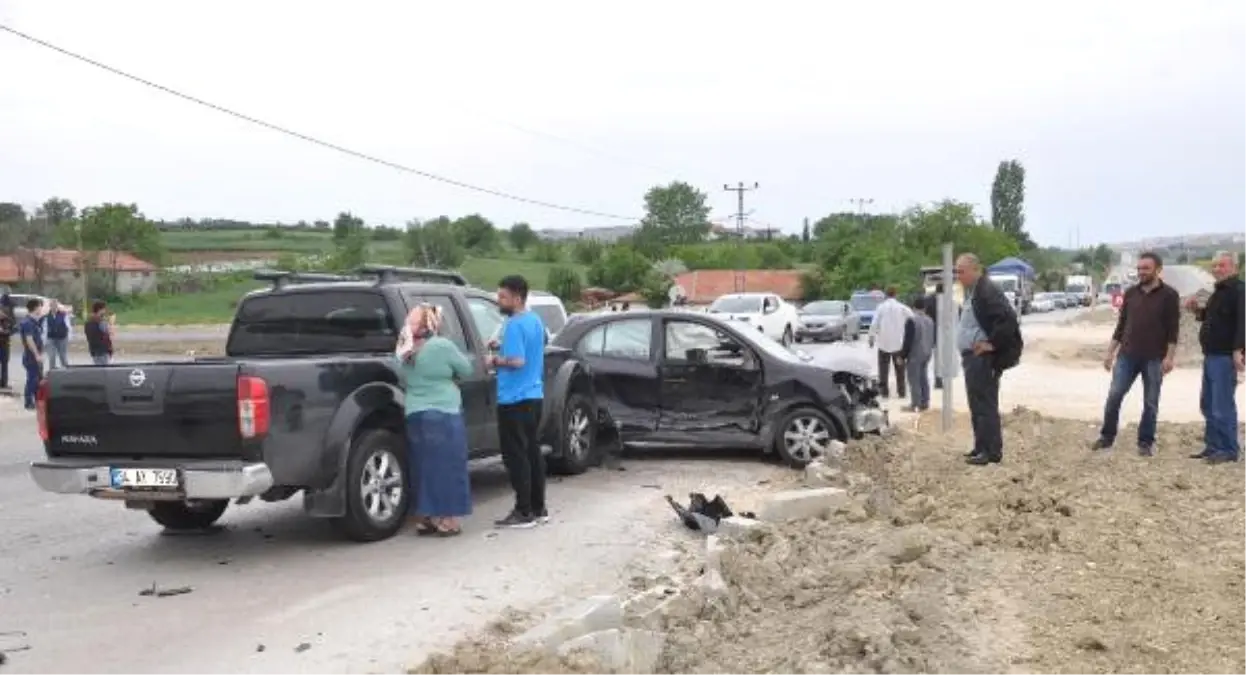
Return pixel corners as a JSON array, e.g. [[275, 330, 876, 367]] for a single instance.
[[868, 287, 914, 398]]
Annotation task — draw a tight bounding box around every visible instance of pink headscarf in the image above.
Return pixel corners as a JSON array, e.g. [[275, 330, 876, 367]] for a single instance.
[[395, 304, 443, 362]]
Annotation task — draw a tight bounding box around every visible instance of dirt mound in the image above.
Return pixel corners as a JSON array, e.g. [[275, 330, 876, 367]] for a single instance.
[[1050, 304, 1204, 368], [413, 410, 1244, 674]]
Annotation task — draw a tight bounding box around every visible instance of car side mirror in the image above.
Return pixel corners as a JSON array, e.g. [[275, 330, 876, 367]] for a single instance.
[[763, 303, 777, 314]]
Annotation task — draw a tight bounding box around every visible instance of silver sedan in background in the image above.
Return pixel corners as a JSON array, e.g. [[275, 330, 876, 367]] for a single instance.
[[795, 300, 861, 343]]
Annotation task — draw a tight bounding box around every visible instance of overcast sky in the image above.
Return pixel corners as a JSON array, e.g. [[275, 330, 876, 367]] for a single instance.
[[1, 0, 1243, 246]]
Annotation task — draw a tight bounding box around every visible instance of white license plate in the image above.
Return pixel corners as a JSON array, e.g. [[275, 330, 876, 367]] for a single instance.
[[110, 468, 179, 489]]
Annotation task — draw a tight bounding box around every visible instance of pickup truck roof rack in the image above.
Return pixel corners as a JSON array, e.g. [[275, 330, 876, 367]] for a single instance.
[[253, 265, 468, 290], [356, 265, 467, 286]]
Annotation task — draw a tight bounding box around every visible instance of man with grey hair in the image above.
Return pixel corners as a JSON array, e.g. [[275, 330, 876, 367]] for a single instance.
[[954, 253, 1023, 465], [1186, 251, 1244, 464]]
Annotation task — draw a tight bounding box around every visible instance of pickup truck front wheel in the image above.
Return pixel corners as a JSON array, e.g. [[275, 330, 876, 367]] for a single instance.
[[333, 428, 410, 543], [148, 500, 229, 530], [548, 392, 596, 476]]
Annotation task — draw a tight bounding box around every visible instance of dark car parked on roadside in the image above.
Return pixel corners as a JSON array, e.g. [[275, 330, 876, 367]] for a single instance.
[[551, 310, 888, 467], [29, 267, 597, 542]]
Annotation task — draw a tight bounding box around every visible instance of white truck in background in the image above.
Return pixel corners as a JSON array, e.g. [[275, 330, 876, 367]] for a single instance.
[[1064, 274, 1095, 307]]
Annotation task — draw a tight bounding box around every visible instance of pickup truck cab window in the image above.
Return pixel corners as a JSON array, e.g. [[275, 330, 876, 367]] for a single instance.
[[577, 318, 651, 360], [466, 297, 504, 346], [404, 293, 469, 352], [228, 290, 394, 355]]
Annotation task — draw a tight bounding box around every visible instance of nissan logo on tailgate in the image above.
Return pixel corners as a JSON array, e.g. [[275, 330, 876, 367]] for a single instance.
[[128, 369, 147, 387]]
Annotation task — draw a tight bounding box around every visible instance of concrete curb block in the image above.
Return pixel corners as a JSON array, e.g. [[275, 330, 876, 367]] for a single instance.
[[557, 628, 666, 674], [757, 487, 850, 523], [717, 516, 765, 539], [512, 594, 623, 653]]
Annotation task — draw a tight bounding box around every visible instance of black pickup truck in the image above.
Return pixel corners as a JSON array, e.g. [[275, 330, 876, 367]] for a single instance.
[[29, 267, 597, 542]]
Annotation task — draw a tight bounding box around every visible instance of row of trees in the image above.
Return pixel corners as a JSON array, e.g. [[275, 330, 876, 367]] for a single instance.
[[0, 199, 165, 303]]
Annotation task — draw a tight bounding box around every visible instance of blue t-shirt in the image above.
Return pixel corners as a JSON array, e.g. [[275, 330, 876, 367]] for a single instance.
[[19, 316, 44, 353], [497, 311, 546, 405]]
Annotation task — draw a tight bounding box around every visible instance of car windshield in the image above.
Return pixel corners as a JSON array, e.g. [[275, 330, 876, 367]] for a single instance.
[[802, 301, 846, 315], [531, 304, 566, 333], [709, 296, 763, 314], [849, 294, 881, 311], [991, 276, 1018, 293]]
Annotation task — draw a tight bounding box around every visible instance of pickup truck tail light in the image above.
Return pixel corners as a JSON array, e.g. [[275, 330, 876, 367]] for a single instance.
[[36, 379, 50, 442], [237, 375, 271, 440]]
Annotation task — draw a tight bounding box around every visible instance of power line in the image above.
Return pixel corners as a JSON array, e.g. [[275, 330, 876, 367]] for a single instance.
[[0, 23, 641, 221], [723, 181, 759, 292]]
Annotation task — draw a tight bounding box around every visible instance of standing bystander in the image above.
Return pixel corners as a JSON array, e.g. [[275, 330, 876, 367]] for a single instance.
[[901, 296, 936, 412], [1092, 252, 1180, 456], [955, 254, 1023, 466], [0, 293, 14, 389], [1187, 252, 1244, 464], [45, 299, 73, 369], [19, 297, 46, 409], [488, 275, 548, 529], [868, 287, 913, 398], [84, 301, 114, 366]]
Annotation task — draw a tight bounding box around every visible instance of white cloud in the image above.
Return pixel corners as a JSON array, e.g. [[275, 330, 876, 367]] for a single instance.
[[1, 0, 1242, 243]]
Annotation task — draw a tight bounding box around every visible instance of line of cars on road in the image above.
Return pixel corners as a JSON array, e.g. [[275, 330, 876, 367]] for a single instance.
[[28, 267, 889, 543], [1030, 291, 1087, 313]]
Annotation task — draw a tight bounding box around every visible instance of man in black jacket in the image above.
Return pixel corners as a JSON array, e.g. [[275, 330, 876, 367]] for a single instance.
[[1186, 252, 1244, 464], [954, 254, 1023, 466]]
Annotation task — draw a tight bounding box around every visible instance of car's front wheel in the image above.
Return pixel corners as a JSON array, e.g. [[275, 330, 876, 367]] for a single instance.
[[548, 391, 597, 475], [774, 407, 844, 468], [148, 499, 229, 531], [333, 428, 410, 542]]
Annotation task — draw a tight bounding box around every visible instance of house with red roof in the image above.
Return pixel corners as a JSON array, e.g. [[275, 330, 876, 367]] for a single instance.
[[0, 248, 158, 296]]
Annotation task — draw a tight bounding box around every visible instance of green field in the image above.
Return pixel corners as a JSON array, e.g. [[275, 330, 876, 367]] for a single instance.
[[162, 228, 404, 256], [124, 256, 587, 324]]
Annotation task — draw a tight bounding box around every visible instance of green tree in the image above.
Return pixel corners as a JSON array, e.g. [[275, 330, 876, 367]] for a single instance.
[[547, 265, 583, 302], [586, 246, 652, 292], [801, 218, 810, 244], [78, 203, 164, 295], [633, 181, 711, 255], [533, 240, 562, 263], [508, 222, 539, 253], [405, 217, 465, 268], [328, 229, 368, 271], [39, 197, 77, 238], [639, 272, 673, 309], [333, 211, 364, 243], [990, 159, 1031, 246], [452, 214, 498, 253], [572, 238, 604, 265]]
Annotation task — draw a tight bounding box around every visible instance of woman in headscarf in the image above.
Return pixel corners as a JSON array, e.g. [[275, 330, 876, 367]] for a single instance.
[[396, 303, 474, 536]]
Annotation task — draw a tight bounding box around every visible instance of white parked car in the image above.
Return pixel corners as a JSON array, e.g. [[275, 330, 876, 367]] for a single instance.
[[706, 292, 801, 347], [527, 291, 568, 337], [1031, 293, 1057, 313]]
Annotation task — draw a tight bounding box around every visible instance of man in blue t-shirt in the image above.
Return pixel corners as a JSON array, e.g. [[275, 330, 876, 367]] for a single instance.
[[487, 274, 547, 529], [19, 297, 46, 409]]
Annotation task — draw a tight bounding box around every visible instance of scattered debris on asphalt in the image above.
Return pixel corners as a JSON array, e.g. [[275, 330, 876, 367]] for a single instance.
[[138, 583, 194, 598], [294, 642, 312, 653]]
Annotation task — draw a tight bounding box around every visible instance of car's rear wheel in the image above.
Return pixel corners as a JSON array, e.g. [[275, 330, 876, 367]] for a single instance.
[[549, 392, 597, 475], [774, 407, 844, 468], [148, 499, 229, 530], [333, 428, 409, 542]]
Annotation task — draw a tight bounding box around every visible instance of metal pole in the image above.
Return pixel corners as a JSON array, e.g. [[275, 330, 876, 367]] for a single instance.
[[940, 242, 956, 432]]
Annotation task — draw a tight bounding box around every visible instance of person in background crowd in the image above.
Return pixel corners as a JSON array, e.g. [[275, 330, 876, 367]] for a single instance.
[[85, 301, 114, 365], [19, 297, 46, 409], [0, 293, 14, 389], [926, 283, 943, 390], [1093, 252, 1180, 457], [868, 286, 913, 398], [955, 253, 1023, 466], [1187, 251, 1244, 464], [900, 295, 936, 412], [396, 304, 474, 536], [45, 299, 73, 369], [488, 274, 548, 529]]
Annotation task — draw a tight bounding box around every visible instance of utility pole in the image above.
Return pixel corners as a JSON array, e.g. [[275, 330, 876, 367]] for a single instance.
[[724, 181, 759, 292], [849, 197, 874, 228]]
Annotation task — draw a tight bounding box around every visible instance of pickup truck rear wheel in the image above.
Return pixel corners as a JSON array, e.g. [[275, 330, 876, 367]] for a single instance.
[[333, 428, 410, 543], [148, 499, 229, 530], [548, 392, 596, 475]]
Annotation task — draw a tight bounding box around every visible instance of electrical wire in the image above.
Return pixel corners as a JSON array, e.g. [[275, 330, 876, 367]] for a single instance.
[[0, 23, 642, 221]]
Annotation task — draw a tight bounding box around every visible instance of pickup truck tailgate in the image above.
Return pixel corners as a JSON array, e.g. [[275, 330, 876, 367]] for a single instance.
[[46, 362, 244, 458]]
